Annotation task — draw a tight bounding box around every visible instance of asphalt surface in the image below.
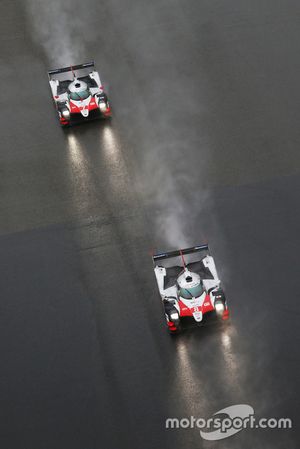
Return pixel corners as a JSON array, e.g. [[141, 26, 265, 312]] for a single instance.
[[1, 1, 299, 448]]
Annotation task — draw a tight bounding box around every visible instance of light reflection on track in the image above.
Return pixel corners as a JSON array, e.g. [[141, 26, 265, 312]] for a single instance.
[[98, 124, 131, 197], [170, 335, 210, 417], [220, 325, 239, 381], [101, 125, 121, 162], [66, 132, 95, 218], [168, 322, 243, 418]]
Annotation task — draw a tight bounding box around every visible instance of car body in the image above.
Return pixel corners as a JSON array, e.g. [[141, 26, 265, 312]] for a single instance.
[[48, 61, 111, 126], [152, 245, 229, 333]]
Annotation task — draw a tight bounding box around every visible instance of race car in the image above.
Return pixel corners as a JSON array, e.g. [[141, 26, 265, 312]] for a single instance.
[[152, 244, 229, 333], [48, 61, 111, 126]]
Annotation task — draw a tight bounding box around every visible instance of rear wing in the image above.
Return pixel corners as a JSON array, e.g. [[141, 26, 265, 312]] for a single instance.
[[48, 61, 95, 80], [152, 244, 209, 265]]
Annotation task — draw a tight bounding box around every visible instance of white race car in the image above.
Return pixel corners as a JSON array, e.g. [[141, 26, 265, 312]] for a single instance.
[[152, 245, 229, 333], [48, 61, 111, 126]]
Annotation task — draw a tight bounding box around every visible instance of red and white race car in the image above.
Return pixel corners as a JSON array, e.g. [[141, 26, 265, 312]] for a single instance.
[[152, 245, 229, 333], [48, 61, 111, 126]]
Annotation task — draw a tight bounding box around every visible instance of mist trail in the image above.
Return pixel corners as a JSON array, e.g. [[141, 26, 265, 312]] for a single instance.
[[135, 137, 211, 251], [24, 0, 96, 67], [97, 2, 215, 252]]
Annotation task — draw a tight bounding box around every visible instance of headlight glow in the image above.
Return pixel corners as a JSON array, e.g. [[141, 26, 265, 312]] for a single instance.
[[215, 302, 225, 313], [99, 102, 107, 111], [62, 109, 70, 118], [170, 311, 179, 321]]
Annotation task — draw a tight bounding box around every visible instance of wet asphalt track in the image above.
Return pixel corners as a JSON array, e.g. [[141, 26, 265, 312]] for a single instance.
[[1, 1, 300, 448]]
